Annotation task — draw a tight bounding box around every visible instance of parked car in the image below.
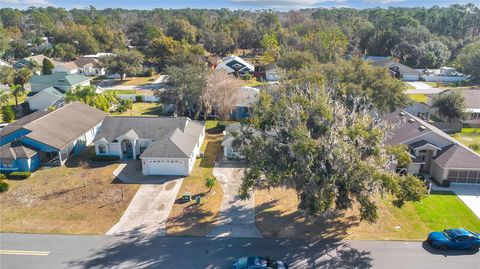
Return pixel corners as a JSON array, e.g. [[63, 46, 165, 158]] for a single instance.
[[232, 256, 288, 269], [427, 228, 480, 251]]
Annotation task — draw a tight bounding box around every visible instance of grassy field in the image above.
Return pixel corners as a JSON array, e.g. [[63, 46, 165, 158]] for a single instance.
[[166, 121, 224, 236], [452, 128, 480, 152], [255, 188, 480, 240], [113, 102, 163, 117], [0, 149, 139, 234], [406, 93, 428, 103], [106, 89, 155, 96], [120, 75, 161, 86]]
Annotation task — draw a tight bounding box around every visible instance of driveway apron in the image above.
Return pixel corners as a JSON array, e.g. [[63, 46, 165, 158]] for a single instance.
[[207, 161, 262, 238]]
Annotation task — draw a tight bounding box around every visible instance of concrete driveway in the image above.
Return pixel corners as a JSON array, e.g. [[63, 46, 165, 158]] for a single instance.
[[106, 161, 184, 236], [432, 183, 480, 219], [405, 81, 442, 94], [207, 161, 262, 238]]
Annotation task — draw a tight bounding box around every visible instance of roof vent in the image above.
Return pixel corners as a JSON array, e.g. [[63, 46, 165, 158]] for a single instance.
[[419, 125, 426, 131], [408, 118, 415, 123], [399, 112, 405, 116]]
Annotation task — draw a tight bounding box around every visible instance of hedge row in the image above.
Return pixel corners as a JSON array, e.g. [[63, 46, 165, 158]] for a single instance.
[[90, 155, 120, 161], [8, 171, 31, 179]]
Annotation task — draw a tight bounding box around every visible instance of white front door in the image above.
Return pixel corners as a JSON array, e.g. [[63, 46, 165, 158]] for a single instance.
[[146, 159, 186, 175]]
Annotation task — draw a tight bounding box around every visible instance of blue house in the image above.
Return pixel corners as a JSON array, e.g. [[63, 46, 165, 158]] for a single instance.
[[0, 102, 107, 173]]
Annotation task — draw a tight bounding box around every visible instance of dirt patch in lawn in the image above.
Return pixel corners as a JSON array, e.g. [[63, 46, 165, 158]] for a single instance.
[[256, 187, 480, 241], [166, 131, 224, 236], [0, 149, 139, 235]]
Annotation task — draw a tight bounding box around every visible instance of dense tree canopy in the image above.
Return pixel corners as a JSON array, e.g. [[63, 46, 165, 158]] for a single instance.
[[236, 67, 426, 222]]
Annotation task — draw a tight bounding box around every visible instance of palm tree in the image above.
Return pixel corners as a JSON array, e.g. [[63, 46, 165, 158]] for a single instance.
[[0, 89, 9, 107], [10, 85, 24, 107]]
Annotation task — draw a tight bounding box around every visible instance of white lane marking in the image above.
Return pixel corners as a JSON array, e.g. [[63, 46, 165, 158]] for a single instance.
[[0, 249, 50, 256]]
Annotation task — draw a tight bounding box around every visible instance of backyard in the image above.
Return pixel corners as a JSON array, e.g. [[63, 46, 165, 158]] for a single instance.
[[406, 93, 428, 103], [255, 188, 480, 240], [0, 149, 139, 234], [113, 102, 163, 117], [452, 128, 480, 153], [166, 120, 224, 236]]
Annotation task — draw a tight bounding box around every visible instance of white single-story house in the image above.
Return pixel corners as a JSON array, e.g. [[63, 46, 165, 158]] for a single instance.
[[93, 117, 205, 176], [74, 57, 105, 76], [27, 72, 92, 93], [427, 88, 480, 126], [368, 58, 421, 81], [382, 110, 480, 185], [27, 87, 65, 111], [265, 63, 279, 82], [419, 67, 468, 83], [13, 55, 63, 70], [52, 61, 79, 74], [215, 55, 254, 75]]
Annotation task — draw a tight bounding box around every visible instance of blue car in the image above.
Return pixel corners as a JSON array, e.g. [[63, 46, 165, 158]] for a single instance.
[[232, 256, 288, 269], [427, 228, 480, 251]]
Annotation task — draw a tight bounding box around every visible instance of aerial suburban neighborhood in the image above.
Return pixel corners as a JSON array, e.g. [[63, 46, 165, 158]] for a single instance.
[[0, 1, 479, 269]]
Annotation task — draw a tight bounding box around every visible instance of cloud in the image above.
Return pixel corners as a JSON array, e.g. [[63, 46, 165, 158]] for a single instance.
[[230, 0, 347, 8], [0, 0, 53, 6], [362, 0, 406, 3]]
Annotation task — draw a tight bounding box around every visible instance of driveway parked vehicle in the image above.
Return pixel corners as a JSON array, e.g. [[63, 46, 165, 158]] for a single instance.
[[232, 256, 288, 269], [427, 228, 480, 251]]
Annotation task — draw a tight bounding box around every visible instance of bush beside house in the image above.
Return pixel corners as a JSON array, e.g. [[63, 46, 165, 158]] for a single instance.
[[8, 171, 31, 179]]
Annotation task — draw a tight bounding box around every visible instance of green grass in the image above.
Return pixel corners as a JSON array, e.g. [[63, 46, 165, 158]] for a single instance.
[[413, 191, 480, 231], [107, 89, 137, 95], [451, 128, 480, 152], [242, 79, 267, 87], [7, 92, 28, 106], [112, 102, 163, 117], [406, 93, 428, 103]]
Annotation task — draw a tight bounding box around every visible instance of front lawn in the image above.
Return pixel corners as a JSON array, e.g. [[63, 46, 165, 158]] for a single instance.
[[166, 121, 224, 236], [120, 75, 161, 86], [0, 149, 139, 234], [255, 188, 480, 240], [113, 102, 163, 117], [406, 93, 428, 103], [242, 78, 267, 87]]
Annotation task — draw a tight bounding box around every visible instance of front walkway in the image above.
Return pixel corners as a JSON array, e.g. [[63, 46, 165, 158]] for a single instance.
[[207, 161, 262, 238], [431, 183, 480, 219], [106, 161, 184, 236]]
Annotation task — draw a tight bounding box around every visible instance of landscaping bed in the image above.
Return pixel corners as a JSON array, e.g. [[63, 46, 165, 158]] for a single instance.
[[0, 149, 139, 234], [166, 122, 224, 236], [255, 188, 480, 240]]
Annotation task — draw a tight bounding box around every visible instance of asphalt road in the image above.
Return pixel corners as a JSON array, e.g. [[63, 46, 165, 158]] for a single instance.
[[1, 233, 479, 269]]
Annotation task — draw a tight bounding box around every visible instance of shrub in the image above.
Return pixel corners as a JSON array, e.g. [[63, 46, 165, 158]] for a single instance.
[[144, 68, 155, 77], [217, 121, 226, 131], [135, 95, 142, 102], [116, 99, 133, 113], [241, 73, 252, 80], [0, 180, 8, 193], [8, 171, 31, 179], [2, 106, 15, 122], [468, 144, 480, 152], [90, 155, 120, 161], [0, 173, 6, 180], [205, 176, 217, 192]]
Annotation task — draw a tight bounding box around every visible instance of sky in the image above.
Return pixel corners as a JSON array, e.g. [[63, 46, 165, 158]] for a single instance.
[[0, 0, 475, 10]]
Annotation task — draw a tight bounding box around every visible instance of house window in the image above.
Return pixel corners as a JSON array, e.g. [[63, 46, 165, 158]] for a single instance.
[[98, 144, 107, 154], [1, 159, 14, 168], [140, 141, 149, 153]]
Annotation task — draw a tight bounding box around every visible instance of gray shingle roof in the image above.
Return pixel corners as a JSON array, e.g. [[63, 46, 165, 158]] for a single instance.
[[29, 72, 92, 88], [0, 110, 51, 137], [370, 59, 421, 75], [434, 144, 480, 169], [0, 140, 38, 159], [441, 88, 480, 110], [94, 116, 204, 158], [23, 102, 107, 150]]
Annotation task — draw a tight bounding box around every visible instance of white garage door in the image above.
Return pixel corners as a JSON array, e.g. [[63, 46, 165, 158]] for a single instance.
[[146, 159, 186, 176]]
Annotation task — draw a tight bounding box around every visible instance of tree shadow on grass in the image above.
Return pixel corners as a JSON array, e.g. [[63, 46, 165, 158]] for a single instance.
[[255, 199, 360, 240], [199, 139, 222, 168]]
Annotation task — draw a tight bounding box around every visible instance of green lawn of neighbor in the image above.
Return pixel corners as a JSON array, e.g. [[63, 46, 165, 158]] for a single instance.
[[113, 102, 163, 117], [406, 94, 428, 103], [451, 128, 480, 152]]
